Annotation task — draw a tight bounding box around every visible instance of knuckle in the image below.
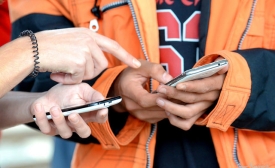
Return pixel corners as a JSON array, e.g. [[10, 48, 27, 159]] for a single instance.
[[168, 88, 178, 98], [60, 132, 72, 139], [79, 130, 91, 138], [133, 112, 145, 121], [202, 87, 210, 93], [110, 40, 121, 51], [150, 64, 164, 74], [125, 104, 135, 111], [74, 57, 86, 67], [101, 58, 108, 68], [40, 129, 50, 135], [138, 99, 149, 108], [206, 91, 217, 101], [187, 95, 197, 104], [80, 133, 90, 138], [168, 117, 177, 126], [148, 119, 159, 124], [186, 112, 194, 119], [181, 123, 192, 131]]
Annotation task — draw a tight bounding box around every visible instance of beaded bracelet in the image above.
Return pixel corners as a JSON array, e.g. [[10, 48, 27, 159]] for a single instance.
[[19, 30, 40, 78]]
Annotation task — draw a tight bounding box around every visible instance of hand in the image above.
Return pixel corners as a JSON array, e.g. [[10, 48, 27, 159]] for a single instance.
[[112, 60, 173, 123], [30, 83, 108, 139], [155, 61, 228, 130], [35, 28, 141, 84]]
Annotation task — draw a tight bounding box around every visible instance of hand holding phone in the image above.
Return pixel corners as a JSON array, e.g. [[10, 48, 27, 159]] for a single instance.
[[152, 59, 228, 93], [33, 96, 122, 120]]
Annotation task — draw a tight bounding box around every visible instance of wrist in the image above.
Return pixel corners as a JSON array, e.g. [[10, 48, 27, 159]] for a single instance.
[[0, 37, 34, 97], [19, 30, 40, 77], [107, 74, 126, 113]]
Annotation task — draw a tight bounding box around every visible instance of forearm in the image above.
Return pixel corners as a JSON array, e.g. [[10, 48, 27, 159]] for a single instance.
[[0, 37, 33, 97], [0, 91, 44, 129]]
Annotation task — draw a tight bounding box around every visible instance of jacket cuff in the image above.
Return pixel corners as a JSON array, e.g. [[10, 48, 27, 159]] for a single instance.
[[88, 116, 147, 149], [194, 50, 251, 131]]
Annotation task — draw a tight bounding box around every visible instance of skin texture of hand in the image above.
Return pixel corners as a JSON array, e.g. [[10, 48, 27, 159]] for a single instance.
[[31, 83, 107, 139], [155, 61, 228, 130], [112, 60, 173, 123], [35, 28, 141, 84], [0, 27, 141, 98]]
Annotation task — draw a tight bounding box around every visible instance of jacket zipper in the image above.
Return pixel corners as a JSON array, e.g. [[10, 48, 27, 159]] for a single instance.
[[127, 1, 154, 168], [146, 124, 157, 168], [101, 0, 128, 13], [234, 0, 258, 167], [127, 0, 153, 92], [100, 0, 152, 92]]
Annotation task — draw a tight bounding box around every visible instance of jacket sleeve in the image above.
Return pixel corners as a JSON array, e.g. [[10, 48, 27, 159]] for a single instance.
[[231, 49, 275, 131], [195, 49, 275, 132]]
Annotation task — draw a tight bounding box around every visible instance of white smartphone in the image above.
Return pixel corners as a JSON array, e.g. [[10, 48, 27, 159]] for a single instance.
[[152, 59, 228, 93], [33, 96, 122, 121]]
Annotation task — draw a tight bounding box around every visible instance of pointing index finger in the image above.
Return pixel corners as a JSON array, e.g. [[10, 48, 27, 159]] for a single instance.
[[88, 32, 141, 68]]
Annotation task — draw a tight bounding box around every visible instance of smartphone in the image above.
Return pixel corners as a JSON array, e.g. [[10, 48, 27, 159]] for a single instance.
[[152, 59, 228, 93], [33, 96, 122, 121]]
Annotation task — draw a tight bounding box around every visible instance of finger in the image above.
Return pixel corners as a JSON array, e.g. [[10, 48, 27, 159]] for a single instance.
[[166, 110, 204, 130], [116, 96, 166, 123], [86, 38, 108, 78], [88, 32, 141, 69], [79, 84, 105, 103], [157, 85, 220, 103], [215, 57, 229, 75], [141, 61, 173, 84], [79, 108, 108, 124], [217, 66, 228, 75], [176, 74, 225, 93], [121, 78, 167, 108], [49, 46, 103, 84], [125, 86, 166, 108], [50, 106, 73, 139], [156, 98, 212, 119], [32, 103, 55, 135], [124, 96, 165, 111], [94, 108, 108, 123], [133, 109, 167, 123], [50, 71, 84, 84], [68, 113, 91, 138]]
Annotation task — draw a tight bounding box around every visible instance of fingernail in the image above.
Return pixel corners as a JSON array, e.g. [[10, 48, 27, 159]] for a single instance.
[[133, 59, 141, 68], [156, 98, 165, 107], [158, 88, 166, 94], [178, 84, 186, 91], [166, 111, 171, 116], [51, 107, 61, 118], [69, 114, 79, 124]]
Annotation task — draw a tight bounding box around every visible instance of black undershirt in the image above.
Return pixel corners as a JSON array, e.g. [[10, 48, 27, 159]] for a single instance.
[[154, 1, 219, 167]]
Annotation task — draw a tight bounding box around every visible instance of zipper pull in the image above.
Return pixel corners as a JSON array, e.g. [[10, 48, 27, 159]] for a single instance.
[[89, 19, 99, 32]]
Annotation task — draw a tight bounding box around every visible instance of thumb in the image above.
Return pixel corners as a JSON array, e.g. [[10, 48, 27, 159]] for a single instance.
[[79, 83, 105, 103], [141, 60, 173, 84]]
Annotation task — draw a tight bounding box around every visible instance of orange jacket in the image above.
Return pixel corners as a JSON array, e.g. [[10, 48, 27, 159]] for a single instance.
[[8, 0, 275, 167]]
